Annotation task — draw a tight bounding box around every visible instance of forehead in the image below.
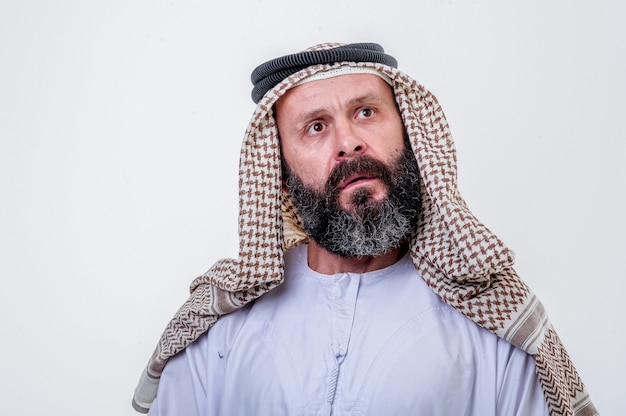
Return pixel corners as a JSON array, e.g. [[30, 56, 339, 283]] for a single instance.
[[274, 73, 395, 116]]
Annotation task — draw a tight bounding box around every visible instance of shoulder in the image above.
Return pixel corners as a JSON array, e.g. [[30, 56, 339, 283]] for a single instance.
[[191, 302, 254, 357]]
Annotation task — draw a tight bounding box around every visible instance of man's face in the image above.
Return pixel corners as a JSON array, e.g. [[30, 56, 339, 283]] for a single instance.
[[276, 74, 422, 258], [276, 74, 407, 212]]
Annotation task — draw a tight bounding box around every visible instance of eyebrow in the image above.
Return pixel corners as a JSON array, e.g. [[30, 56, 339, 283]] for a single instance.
[[295, 92, 383, 125], [347, 92, 382, 107]]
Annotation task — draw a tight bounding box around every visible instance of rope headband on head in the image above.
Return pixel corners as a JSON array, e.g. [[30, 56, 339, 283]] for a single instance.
[[250, 42, 398, 103]]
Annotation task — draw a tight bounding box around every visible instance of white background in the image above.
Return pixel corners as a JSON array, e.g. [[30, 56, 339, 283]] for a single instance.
[[1, 1, 624, 414]]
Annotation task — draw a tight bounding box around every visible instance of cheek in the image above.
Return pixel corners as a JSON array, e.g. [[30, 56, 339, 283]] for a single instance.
[[286, 147, 331, 182], [377, 115, 406, 156], [283, 153, 327, 189], [379, 135, 406, 164]]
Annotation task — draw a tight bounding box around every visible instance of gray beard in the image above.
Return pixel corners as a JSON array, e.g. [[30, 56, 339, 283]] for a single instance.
[[283, 140, 422, 258]]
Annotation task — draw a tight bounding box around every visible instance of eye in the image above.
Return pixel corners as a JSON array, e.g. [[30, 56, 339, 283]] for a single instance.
[[357, 107, 374, 119], [306, 122, 325, 135]]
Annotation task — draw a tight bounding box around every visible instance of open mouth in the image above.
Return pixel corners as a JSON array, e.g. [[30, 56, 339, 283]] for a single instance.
[[340, 174, 374, 190]]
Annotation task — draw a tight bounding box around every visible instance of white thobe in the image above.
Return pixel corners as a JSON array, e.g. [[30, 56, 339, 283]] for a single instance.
[[148, 244, 549, 416]]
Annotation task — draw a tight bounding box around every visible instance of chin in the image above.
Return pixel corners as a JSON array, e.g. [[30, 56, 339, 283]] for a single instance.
[[342, 186, 388, 210]]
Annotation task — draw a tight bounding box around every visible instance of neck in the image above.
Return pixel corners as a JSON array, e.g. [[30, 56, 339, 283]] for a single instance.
[[306, 240, 407, 275]]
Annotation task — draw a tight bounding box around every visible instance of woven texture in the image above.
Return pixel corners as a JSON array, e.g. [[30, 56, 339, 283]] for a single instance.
[[250, 42, 397, 103], [132, 45, 597, 416]]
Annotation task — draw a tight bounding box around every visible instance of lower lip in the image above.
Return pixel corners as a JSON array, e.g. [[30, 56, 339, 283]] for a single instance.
[[342, 178, 376, 191]]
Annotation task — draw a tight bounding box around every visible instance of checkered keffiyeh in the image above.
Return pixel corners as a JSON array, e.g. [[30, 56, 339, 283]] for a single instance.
[[132, 44, 598, 416]]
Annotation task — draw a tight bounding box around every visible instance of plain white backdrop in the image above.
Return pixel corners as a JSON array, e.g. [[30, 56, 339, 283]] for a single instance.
[[1, 1, 624, 414]]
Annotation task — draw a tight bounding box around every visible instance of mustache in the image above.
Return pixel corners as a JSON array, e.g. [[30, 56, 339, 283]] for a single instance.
[[325, 155, 393, 194]]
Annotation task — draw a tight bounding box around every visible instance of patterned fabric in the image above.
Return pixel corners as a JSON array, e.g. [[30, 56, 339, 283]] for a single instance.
[[132, 44, 598, 416]]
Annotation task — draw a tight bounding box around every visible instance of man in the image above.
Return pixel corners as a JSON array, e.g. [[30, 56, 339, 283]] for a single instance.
[[132, 43, 597, 415]]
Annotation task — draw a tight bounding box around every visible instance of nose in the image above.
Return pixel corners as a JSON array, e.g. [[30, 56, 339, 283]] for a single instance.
[[334, 121, 366, 160]]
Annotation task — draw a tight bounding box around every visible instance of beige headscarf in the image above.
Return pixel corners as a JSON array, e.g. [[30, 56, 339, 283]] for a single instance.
[[132, 44, 597, 416]]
